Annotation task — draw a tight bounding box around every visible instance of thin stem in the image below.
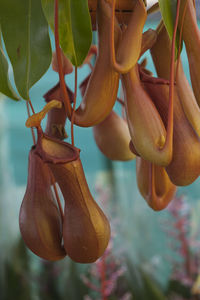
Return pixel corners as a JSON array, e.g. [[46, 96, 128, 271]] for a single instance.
[[71, 67, 77, 146], [26, 101, 36, 145], [54, 0, 72, 117], [165, 0, 181, 149], [148, 15, 177, 157], [175, 0, 188, 82], [28, 99, 35, 114], [169, 0, 181, 109]]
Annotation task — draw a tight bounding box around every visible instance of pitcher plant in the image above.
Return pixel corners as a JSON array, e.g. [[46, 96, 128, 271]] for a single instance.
[[1, 0, 200, 263]]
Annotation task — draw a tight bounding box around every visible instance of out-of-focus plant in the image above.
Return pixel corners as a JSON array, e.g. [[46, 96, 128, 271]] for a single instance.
[[3, 238, 32, 300], [81, 176, 169, 300], [125, 260, 167, 300], [82, 242, 129, 300], [81, 181, 130, 300], [36, 259, 90, 300], [162, 196, 200, 299]]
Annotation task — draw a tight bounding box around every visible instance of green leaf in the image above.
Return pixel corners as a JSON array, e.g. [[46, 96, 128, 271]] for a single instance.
[[0, 0, 52, 100], [42, 0, 92, 66], [0, 34, 19, 101], [158, 0, 175, 40], [158, 0, 182, 57]]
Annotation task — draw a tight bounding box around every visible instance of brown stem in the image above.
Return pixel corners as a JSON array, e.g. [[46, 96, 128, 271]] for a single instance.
[[28, 99, 35, 114], [153, 11, 178, 155], [146, 0, 180, 163], [175, 0, 188, 82], [54, 0, 72, 117], [164, 0, 181, 153], [26, 101, 36, 145], [71, 67, 78, 146]]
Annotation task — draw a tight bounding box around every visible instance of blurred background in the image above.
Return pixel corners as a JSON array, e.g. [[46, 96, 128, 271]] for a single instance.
[[1, 3, 200, 300]]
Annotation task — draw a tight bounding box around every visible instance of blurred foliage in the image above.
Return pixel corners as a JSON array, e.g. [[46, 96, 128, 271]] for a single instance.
[[166, 279, 191, 299], [3, 239, 32, 300], [1, 236, 168, 300], [62, 261, 90, 299], [37, 260, 90, 300], [0, 239, 170, 300], [1, 237, 91, 300], [125, 258, 166, 300], [38, 262, 63, 300]]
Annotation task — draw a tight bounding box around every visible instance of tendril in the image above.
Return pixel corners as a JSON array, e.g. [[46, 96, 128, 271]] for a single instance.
[[165, 0, 181, 152], [71, 67, 78, 146], [26, 101, 36, 145], [175, 0, 188, 82], [54, 0, 72, 117]]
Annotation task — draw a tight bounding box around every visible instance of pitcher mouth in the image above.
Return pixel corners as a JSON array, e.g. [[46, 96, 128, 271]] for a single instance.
[[35, 130, 80, 165]]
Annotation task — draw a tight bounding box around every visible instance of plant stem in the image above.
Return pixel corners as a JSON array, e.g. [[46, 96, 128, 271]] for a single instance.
[[165, 0, 181, 152], [71, 67, 77, 146], [54, 0, 72, 117], [175, 0, 188, 82], [28, 99, 35, 114], [26, 100, 36, 145]]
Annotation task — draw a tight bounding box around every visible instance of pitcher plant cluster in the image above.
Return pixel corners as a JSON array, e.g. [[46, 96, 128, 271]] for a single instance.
[[0, 0, 200, 264]]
